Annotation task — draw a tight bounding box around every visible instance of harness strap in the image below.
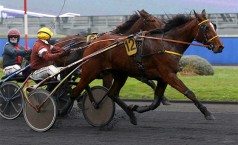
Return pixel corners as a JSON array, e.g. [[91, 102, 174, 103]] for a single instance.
[[197, 19, 219, 45], [197, 20, 209, 26], [208, 35, 218, 42], [164, 50, 182, 57], [134, 32, 146, 78]]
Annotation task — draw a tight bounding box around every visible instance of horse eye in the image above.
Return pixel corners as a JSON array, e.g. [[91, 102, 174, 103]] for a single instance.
[[212, 22, 217, 31], [206, 27, 209, 32]]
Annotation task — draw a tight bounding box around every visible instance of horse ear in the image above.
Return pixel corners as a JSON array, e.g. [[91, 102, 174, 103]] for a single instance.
[[138, 10, 145, 18], [141, 9, 148, 14], [137, 10, 141, 16], [138, 9, 150, 18], [194, 10, 203, 21], [201, 9, 207, 19], [193, 10, 199, 18]]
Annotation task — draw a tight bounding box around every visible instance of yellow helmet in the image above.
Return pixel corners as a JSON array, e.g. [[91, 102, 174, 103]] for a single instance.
[[37, 27, 53, 40]]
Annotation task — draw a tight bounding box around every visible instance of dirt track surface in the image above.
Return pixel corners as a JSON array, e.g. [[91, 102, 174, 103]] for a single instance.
[[0, 101, 237, 145]]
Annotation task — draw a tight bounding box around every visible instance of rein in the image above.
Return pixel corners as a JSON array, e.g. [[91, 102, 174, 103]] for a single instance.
[[138, 19, 216, 57], [139, 36, 209, 47], [138, 35, 208, 57], [54, 37, 81, 46], [23, 40, 124, 110], [71, 37, 127, 51]]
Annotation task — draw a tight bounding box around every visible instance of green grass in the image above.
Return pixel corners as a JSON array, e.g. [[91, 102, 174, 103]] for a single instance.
[[1, 68, 237, 102], [89, 68, 238, 102]]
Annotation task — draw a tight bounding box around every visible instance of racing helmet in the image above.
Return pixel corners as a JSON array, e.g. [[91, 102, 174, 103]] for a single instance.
[[7, 28, 20, 44], [37, 27, 53, 40]]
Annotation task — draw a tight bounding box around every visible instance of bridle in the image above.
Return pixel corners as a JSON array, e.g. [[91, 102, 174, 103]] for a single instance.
[[195, 19, 218, 50], [138, 19, 218, 57]]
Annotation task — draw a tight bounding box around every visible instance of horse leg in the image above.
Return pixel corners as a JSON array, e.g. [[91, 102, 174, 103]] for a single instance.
[[108, 72, 137, 125], [136, 77, 171, 105], [129, 78, 167, 113], [60, 67, 102, 115], [165, 74, 215, 120], [101, 71, 113, 89], [161, 95, 171, 105], [71, 72, 99, 99], [136, 78, 157, 90], [184, 89, 215, 120]]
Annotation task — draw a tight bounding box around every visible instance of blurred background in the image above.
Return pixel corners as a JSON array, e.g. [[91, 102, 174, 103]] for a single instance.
[[0, 0, 237, 65]]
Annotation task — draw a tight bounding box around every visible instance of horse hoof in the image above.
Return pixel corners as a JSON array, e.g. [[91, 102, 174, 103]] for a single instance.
[[162, 100, 171, 105], [129, 114, 137, 125], [205, 114, 216, 120], [128, 104, 139, 111], [161, 97, 171, 105]]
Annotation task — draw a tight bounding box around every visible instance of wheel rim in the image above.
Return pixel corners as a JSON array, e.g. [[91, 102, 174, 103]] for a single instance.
[[82, 86, 115, 127], [23, 89, 56, 132], [0, 82, 23, 120]]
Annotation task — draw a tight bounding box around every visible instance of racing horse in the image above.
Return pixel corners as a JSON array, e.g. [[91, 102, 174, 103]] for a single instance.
[[53, 10, 170, 104], [69, 9, 224, 125], [53, 9, 163, 69]]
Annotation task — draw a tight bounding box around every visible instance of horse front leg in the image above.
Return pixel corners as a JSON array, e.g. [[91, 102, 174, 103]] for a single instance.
[[166, 73, 215, 120], [129, 78, 167, 113], [184, 89, 215, 120], [136, 77, 171, 105], [108, 73, 137, 125]]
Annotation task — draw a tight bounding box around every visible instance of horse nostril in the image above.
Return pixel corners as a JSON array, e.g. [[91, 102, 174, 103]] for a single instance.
[[219, 45, 224, 50]]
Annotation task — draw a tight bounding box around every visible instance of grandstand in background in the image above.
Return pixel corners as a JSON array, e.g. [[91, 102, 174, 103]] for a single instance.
[[0, 5, 237, 37], [0, 5, 238, 65]]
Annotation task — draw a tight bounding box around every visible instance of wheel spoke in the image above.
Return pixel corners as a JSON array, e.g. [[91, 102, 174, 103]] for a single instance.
[[24, 89, 56, 132], [1, 102, 9, 114], [10, 101, 20, 113], [82, 86, 115, 127], [0, 91, 6, 100], [10, 93, 21, 100]]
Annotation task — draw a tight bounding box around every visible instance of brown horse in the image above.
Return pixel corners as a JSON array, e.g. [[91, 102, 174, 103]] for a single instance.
[[69, 10, 224, 125], [54, 9, 164, 66], [110, 9, 164, 35], [53, 10, 170, 104]]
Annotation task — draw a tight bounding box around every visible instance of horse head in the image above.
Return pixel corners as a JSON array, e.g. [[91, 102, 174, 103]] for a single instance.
[[137, 9, 164, 30], [110, 13, 140, 35], [194, 9, 224, 53], [111, 10, 164, 35]]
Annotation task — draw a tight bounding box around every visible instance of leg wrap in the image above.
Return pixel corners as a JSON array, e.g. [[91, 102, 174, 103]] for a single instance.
[[184, 89, 192, 96]]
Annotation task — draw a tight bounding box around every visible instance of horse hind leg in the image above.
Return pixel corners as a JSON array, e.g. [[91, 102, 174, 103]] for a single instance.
[[101, 71, 113, 89], [71, 68, 101, 99], [136, 78, 170, 105], [129, 79, 167, 113], [59, 68, 99, 115], [108, 73, 137, 125], [128, 96, 161, 113], [113, 97, 137, 125]]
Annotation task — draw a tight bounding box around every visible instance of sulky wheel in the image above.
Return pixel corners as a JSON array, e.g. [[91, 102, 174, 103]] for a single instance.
[[0, 82, 24, 120], [23, 89, 57, 132], [82, 86, 115, 127]]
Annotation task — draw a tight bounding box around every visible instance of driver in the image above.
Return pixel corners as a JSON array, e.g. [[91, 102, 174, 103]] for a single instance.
[[2, 28, 31, 76], [30, 27, 70, 80]]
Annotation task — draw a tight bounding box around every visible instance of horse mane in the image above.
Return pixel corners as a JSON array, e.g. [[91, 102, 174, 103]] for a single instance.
[[110, 12, 140, 34], [149, 14, 193, 34]]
